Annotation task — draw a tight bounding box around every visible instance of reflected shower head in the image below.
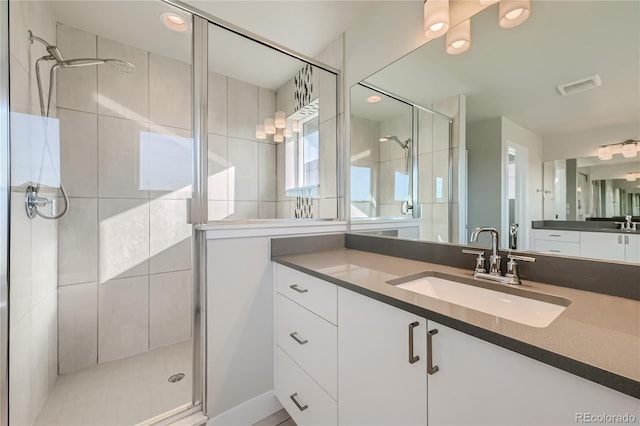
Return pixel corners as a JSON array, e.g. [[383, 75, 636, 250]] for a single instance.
[[61, 58, 136, 73], [379, 135, 411, 150]]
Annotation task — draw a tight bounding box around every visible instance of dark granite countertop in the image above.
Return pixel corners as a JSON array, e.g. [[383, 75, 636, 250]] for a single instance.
[[272, 246, 640, 399]]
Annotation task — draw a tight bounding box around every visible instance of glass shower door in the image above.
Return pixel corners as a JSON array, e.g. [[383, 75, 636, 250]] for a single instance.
[[8, 1, 200, 424]]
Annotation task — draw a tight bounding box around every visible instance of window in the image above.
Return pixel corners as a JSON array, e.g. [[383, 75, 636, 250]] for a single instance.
[[351, 166, 372, 201], [286, 111, 320, 196]]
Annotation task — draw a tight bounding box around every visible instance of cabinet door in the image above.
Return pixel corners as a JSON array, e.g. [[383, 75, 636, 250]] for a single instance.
[[580, 232, 625, 261], [427, 320, 639, 426], [624, 234, 640, 263], [338, 287, 427, 426]]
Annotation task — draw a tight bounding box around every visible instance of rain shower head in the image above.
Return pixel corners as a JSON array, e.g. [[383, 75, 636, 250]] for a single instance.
[[379, 135, 411, 150]]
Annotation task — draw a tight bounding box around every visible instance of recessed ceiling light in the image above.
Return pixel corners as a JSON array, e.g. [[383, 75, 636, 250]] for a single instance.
[[160, 12, 191, 33], [367, 95, 382, 104]]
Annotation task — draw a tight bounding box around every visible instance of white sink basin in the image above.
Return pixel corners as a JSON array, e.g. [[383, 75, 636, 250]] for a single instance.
[[390, 272, 570, 328]]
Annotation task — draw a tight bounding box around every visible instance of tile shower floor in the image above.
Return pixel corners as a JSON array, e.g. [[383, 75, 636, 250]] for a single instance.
[[34, 340, 192, 426]]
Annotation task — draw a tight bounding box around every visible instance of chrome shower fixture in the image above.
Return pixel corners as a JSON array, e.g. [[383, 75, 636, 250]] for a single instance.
[[25, 30, 136, 220], [379, 135, 411, 150]]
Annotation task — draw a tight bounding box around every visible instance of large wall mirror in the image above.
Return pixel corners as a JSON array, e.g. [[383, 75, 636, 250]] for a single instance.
[[350, 0, 640, 263]]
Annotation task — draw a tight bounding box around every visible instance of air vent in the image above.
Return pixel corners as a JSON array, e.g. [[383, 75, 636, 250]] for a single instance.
[[556, 74, 602, 96]]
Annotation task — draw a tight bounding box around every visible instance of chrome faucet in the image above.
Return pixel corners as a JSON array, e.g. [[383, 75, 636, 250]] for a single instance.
[[464, 227, 535, 285], [470, 227, 501, 275]]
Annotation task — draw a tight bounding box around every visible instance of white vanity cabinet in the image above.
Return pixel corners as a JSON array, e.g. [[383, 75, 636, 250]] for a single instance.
[[580, 232, 640, 262], [274, 264, 638, 426], [338, 287, 427, 426], [427, 320, 639, 426], [274, 265, 338, 426], [533, 229, 581, 256]]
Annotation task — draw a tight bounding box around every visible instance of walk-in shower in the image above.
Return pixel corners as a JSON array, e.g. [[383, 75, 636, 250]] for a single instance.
[[24, 30, 135, 220], [380, 134, 411, 172]]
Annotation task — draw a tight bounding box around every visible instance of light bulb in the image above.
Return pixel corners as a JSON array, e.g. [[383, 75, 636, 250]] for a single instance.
[[424, 0, 449, 39], [499, 0, 531, 29], [446, 19, 471, 55], [598, 146, 612, 161], [264, 118, 276, 135], [622, 142, 638, 158], [275, 111, 286, 129], [274, 129, 284, 143]]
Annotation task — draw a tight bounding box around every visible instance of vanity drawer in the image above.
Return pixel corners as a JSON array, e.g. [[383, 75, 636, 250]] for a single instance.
[[276, 347, 337, 426], [276, 264, 337, 324], [533, 239, 580, 256], [276, 294, 337, 399], [533, 229, 580, 243]]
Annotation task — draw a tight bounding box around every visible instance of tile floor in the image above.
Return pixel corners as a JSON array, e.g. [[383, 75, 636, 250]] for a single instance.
[[253, 409, 295, 426], [34, 340, 192, 426]]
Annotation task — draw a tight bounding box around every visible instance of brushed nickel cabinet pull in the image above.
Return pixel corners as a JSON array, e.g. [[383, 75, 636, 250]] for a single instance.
[[427, 329, 439, 375], [290, 393, 308, 411], [549, 234, 561, 237], [290, 284, 308, 293], [618, 235, 623, 244], [289, 332, 308, 345], [408, 321, 420, 364], [625, 235, 629, 245]]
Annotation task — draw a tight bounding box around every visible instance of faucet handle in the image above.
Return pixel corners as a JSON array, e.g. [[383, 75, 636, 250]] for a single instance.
[[506, 254, 536, 263], [462, 249, 486, 274]]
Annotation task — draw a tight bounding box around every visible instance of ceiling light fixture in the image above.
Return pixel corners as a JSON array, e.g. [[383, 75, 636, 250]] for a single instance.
[[446, 19, 471, 55], [626, 173, 637, 182], [499, 0, 531, 29], [598, 146, 612, 161], [424, 0, 450, 39], [367, 95, 382, 103], [160, 12, 191, 33]]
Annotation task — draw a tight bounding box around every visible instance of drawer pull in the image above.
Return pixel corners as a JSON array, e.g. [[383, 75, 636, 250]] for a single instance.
[[618, 235, 623, 244], [549, 250, 561, 253], [625, 235, 629, 244], [408, 321, 420, 364], [290, 393, 308, 411], [427, 329, 439, 375], [290, 284, 308, 294], [289, 332, 308, 345], [549, 234, 562, 237]]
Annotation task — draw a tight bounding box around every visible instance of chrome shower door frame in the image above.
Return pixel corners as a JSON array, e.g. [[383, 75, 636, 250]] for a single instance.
[[0, 0, 10, 425]]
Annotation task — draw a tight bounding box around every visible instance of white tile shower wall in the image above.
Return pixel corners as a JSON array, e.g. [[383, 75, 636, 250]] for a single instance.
[[55, 24, 194, 371], [378, 112, 413, 217], [9, 2, 59, 424], [350, 115, 380, 217]]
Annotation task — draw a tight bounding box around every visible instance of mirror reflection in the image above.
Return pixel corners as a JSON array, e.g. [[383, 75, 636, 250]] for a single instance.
[[350, 0, 640, 263]]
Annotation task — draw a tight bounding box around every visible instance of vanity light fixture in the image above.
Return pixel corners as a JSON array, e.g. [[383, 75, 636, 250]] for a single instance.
[[255, 124, 266, 140], [622, 141, 638, 158], [260, 111, 294, 142], [367, 95, 382, 103], [626, 172, 640, 182], [160, 12, 191, 33], [499, 0, 531, 29], [598, 140, 639, 160], [446, 19, 471, 55], [424, 0, 450, 39], [598, 146, 613, 161]]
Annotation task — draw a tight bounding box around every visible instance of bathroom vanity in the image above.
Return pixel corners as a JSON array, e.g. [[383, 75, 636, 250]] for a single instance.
[[272, 234, 639, 425]]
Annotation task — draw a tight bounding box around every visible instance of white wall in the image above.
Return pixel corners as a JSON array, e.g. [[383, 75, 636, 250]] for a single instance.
[[9, 2, 58, 424], [542, 123, 640, 161]]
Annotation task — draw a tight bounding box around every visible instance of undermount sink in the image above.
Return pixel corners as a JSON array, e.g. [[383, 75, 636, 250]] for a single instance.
[[388, 271, 571, 328]]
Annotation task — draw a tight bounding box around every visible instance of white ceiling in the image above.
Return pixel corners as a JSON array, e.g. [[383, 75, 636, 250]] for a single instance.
[[363, 1, 640, 138], [49, 1, 373, 90]]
